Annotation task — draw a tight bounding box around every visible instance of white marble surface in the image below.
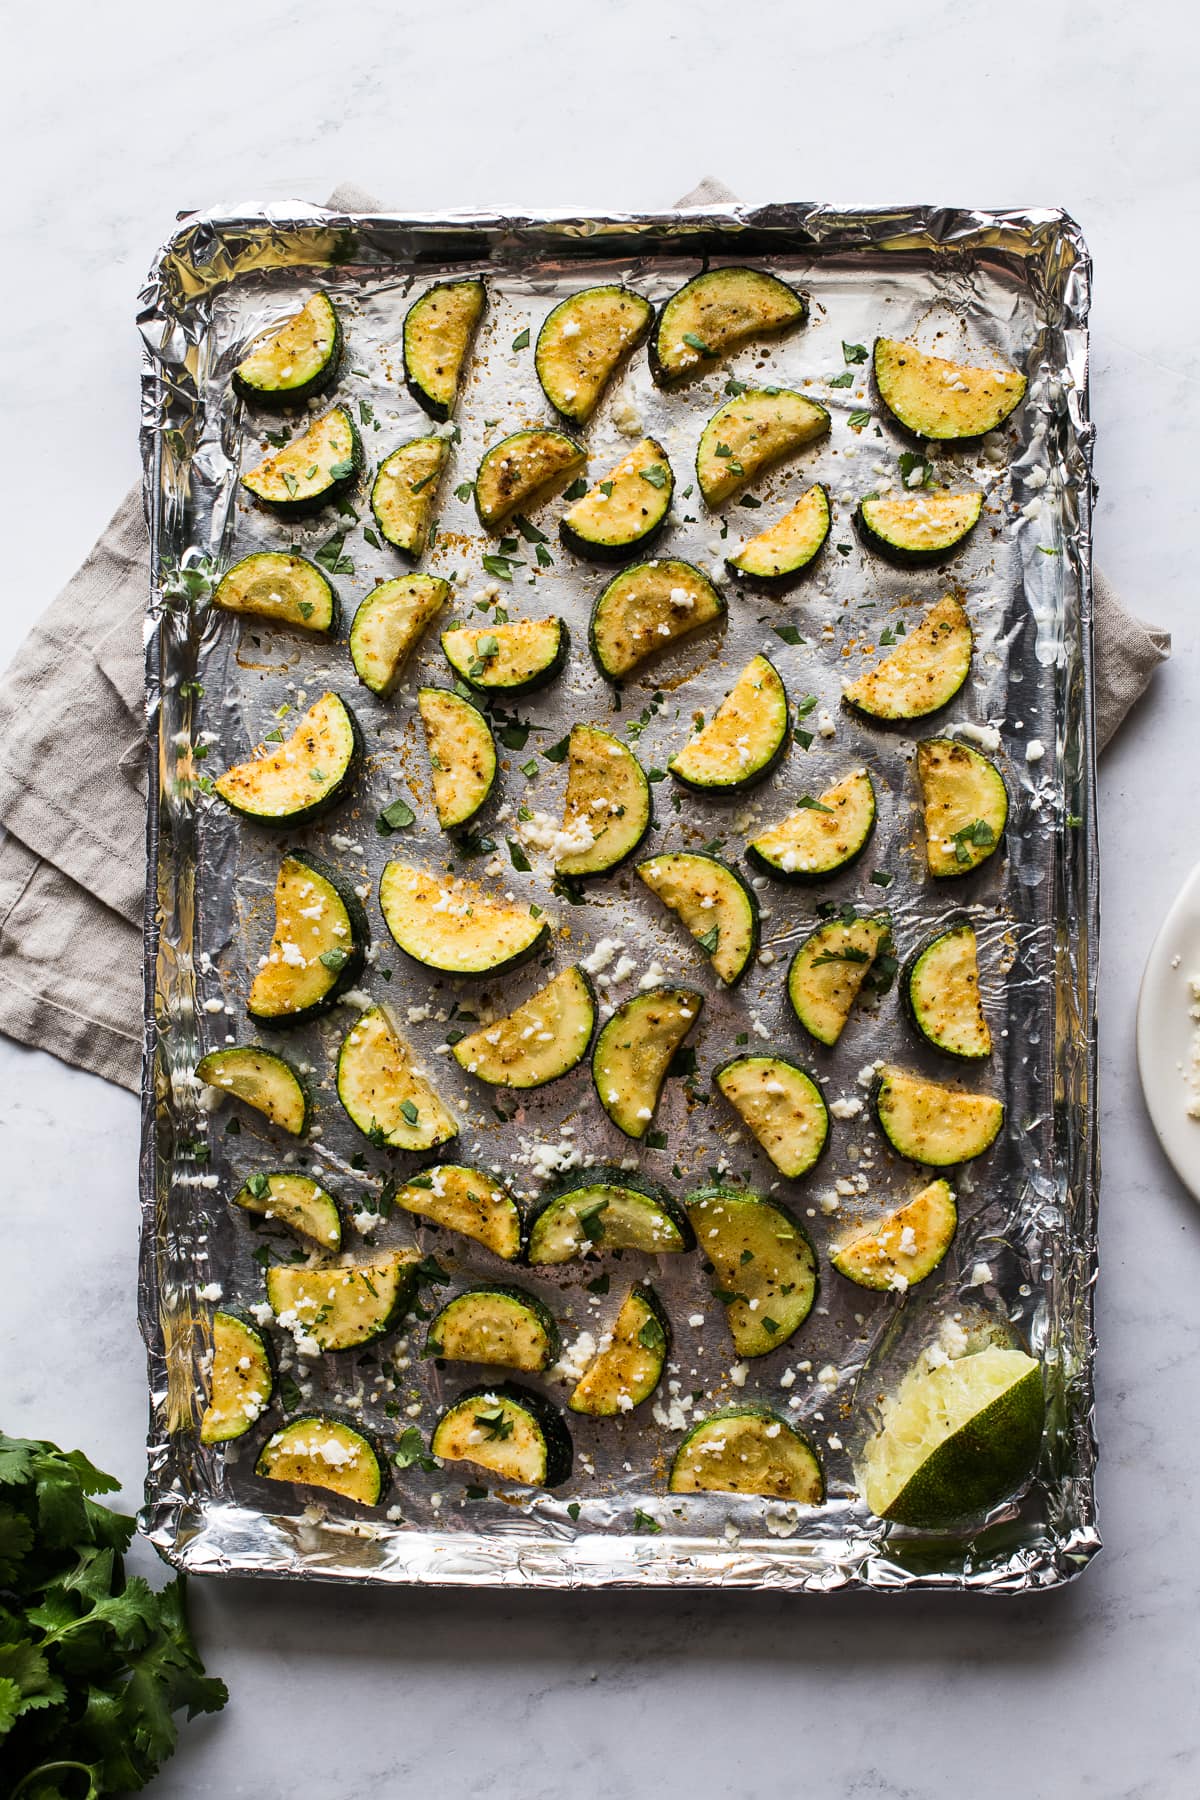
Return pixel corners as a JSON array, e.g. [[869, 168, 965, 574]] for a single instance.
[[3, 1, 1200, 1794]]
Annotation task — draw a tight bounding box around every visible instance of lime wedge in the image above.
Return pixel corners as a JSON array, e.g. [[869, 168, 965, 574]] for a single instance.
[[860, 1344, 1043, 1528]]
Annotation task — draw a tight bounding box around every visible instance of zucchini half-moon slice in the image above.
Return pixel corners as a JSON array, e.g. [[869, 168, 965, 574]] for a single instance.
[[589, 558, 725, 682], [559, 437, 673, 560], [857, 491, 983, 564], [432, 1384, 573, 1489], [904, 919, 992, 1059], [247, 853, 369, 1026], [917, 739, 1008, 878], [336, 1005, 459, 1152], [417, 688, 497, 832], [786, 912, 893, 1047], [830, 1178, 958, 1291], [591, 985, 703, 1139], [651, 266, 807, 387], [684, 1187, 818, 1357], [426, 1285, 559, 1373], [669, 1407, 824, 1502], [379, 862, 549, 977], [371, 436, 451, 557], [555, 724, 651, 877], [669, 653, 789, 792], [696, 389, 830, 508], [213, 552, 338, 634], [568, 1285, 669, 1417], [266, 1249, 419, 1352], [725, 484, 830, 585], [257, 1415, 386, 1505], [241, 406, 361, 515], [452, 965, 595, 1088], [441, 616, 568, 696], [747, 768, 876, 882], [713, 1055, 830, 1180], [403, 278, 487, 420], [636, 851, 759, 986], [232, 1170, 342, 1251], [475, 429, 586, 531], [842, 595, 973, 722], [199, 1312, 274, 1445], [873, 1064, 1004, 1166], [394, 1164, 523, 1261], [873, 338, 1027, 441], [527, 1167, 694, 1265], [349, 574, 450, 697], [214, 691, 362, 827], [535, 285, 653, 423], [232, 292, 342, 407], [195, 1045, 309, 1136]]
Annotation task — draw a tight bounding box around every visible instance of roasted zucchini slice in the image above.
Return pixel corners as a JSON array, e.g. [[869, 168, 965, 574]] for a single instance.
[[786, 912, 892, 1047], [527, 1167, 693, 1265], [636, 851, 759, 986], [842, 595, 972, 722], [651, 267, 807, 387], [535, 285, 653, 422], [857, 491, 983, 564], [379, 863, 549, 977], [568, 1285, 669, 1417], [232, 291, 342, 407], [873, 338, 1027, 441], [696, 389, 829, 508], [403, 278, 486, 420], [371, 435, 450, 557], [394, 1164, 523, 1261], [917, 739, 1008, 878], [246, 853, 369, 1026], [213, 552, 337, 634], [452, 965, 595, 1088], [241, 406, 361, 514], [426, 1285, 559, 1373], [685, 1186, 818, 1357], [713, 1055, 829, 1180], [335, 1004, 459, 1151], [349, 574, 450, 697], [830, 1178, 958, 1292], [214, 691, 362, 827], [417, 687, 497, 832], [669, 653, 789, 792], [592, 985, 703, 1139], [874, 1064, 1004, 1166], [199, 1311, 273, 1446], [267, 1249, 419, 1352], [440, 616, 568, 696], [589, 558, 725, 682], [559, 437, 673, 560], [747, 768, 876, 882], [232, 1170, 342, 1251], [669, 1407, 824, 1502], [725, 484, 830, 584], [475, 429, 586, 531], [431, 1383, 573, 1488], [195, 1045, 308, 1136], [257, 1415, 386, 1505], [555, 724, 651, 877], [905, 919, 991, 1060]]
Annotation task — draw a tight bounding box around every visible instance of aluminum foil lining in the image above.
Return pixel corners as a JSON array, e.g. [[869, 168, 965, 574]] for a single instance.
[[137, 200, 1098, 1591]]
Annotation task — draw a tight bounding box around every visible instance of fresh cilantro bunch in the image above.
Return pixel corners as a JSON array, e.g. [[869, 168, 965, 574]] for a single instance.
[[0, 1431, 226, 1797]]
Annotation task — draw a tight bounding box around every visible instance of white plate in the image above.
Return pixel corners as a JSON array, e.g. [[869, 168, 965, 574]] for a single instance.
[[1136, 861, 1200, 1202]]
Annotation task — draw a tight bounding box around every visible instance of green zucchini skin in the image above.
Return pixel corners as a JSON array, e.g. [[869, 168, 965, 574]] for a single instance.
[[256, 1414, 389, 1506], [379, 863, 550, 980], [241, 408, 363, 518], [668, 654, 790, 795], [591, 985, 704, 1139], [725, 484, 831, 588], [440, 618, 569, 697], [199, 1310, 275, 1446], [425, 1284, 560, 1372], [854, 492, 984, 566], [215, 694, 364, 829], [535, 285, 653, 423], [649, 267, 807, 387], [636, 851, 760, 986], [669, 1405, 825, 1501], [558, 437, 674, 561], [588, 559, 726, 684], [195, 1045, 310, 1136], [417, 686, 498, 833], [526, 1166, 695, 1264], [567, 1284, 670, 1416], [246, 852, 370, 1028], [901, 917, 992, 1060], [231, 292, 343, 408], [403, 279, 487, 421], [433, 1382, 574, 1488], [213, 552, 339, 635], [872, 1064, 1004, 1167], [685, 1185, 818, 1357]]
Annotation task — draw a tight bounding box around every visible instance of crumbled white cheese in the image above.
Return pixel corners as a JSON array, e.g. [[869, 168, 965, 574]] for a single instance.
[[968, 1260, 993, 1287], [1025, 738, 1046, 764], [517, 810, 595, 861], [830, 1096, 863, 1120], [198, 1282, 223, 1303]]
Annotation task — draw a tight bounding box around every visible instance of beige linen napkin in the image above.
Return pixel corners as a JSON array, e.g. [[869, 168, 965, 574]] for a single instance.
[[0, 185, 1167, 1092]]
